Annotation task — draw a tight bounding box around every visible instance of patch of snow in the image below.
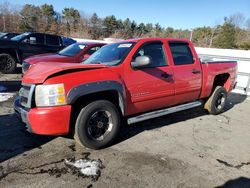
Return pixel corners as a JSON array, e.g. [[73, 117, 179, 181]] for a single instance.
[[65, 158, 101, 176], [0, 93, 15, 102], [0, 86, 6, 92]]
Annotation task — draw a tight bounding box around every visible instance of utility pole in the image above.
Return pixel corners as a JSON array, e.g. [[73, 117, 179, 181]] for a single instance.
[[189, 29, 193, 41], [209, 27, 216, 48], [3, 15, 6, 32]]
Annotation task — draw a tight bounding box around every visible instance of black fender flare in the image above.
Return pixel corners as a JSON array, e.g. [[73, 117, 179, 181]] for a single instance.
[[67, 81, 126, 115]]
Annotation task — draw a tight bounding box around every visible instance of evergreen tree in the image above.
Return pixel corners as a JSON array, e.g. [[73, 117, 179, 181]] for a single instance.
[[89, 13, 101, 39], [213, 18, 237, 49], [103, 15, 118, 37]]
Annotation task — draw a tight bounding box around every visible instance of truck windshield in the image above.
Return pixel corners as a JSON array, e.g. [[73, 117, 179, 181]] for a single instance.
[[11, 32, 30, 41], [58, 43, 86, 57], [84, 42, 134, 66]]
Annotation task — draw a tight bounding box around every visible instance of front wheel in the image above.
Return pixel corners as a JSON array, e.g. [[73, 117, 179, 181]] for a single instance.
[[74, 100, 121, 149], [0, 53, 17, 74], [204, 86, 228, 115]]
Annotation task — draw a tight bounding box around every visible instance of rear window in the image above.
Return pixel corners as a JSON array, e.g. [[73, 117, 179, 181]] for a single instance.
[[169, 42, 194, 65], [46, 35, 60, 46]]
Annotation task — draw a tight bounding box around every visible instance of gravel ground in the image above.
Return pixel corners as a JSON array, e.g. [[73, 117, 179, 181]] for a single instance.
[[0, 71, 250, 188]]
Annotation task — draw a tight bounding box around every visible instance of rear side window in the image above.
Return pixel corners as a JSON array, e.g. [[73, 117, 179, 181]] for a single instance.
[[46, 35, 60, 46], [169, 42, 194, 65]]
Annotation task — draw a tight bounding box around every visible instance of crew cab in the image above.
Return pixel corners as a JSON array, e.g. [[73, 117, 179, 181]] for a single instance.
[[14, 38, 237, 149], [0, 32, 76, 73], [22, 42, 106, 74]]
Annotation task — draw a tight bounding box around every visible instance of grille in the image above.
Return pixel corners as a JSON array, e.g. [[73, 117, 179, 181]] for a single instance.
[[19, 84, 35, 108]]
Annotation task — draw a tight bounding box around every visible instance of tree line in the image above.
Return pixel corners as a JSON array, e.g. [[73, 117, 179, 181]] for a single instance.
[[0, 2, 250, 49]]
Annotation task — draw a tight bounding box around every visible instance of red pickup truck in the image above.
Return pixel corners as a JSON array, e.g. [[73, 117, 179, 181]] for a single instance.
[[14, 38, 237, 149], [22, 42, 105, 74]]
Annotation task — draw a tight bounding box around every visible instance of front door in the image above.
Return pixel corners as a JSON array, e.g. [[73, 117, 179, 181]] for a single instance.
[[19, 33, 47, 60], [124, 41, 175, 115]]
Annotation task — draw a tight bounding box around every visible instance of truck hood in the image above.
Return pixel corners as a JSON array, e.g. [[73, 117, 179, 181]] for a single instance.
[[0, 39, 18, 48], [22, 63, 108, 84], [24, 53, 74, 64]]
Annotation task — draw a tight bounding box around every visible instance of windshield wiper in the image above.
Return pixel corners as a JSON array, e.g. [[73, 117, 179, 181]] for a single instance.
[[90, 61, 102, 64]]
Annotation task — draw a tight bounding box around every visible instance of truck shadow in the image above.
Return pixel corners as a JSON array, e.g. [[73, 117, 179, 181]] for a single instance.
[[224, 92, 247, 111], [1, 67, 22, 75], [0, 113, 54, 162], [116, 93, 247, 145], [215, 177, 250, 188], [0, 80, 21, 92]]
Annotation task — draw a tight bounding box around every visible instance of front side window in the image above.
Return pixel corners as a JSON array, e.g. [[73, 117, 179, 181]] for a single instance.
[[84, 42, 134, 66], [28, 34, 45, 45], [132, 42, 167, 68], [58, 43, 86, 57], [46, 35, 60, 46], [169, 42, 194, 65]]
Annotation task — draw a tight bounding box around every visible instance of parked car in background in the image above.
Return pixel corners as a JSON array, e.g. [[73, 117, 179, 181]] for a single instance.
[[62, 37, 77, 46], [14, 38, 237, 149], [0, 32, 76, 73], [0, 32, 20, 40], [22, 42, 106, 74]]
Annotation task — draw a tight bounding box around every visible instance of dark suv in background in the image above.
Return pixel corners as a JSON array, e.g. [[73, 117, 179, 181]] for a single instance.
[[0, 32, 76, 73]]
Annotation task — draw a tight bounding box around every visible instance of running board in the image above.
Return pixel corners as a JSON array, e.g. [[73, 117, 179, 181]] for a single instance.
[[127, 101, 203, 124]]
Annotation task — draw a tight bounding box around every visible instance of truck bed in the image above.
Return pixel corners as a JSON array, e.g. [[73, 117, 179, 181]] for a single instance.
[[200, 60, 237, 99]]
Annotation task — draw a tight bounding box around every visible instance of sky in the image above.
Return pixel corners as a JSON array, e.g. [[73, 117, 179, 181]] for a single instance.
[[2, 0, 250, 29]]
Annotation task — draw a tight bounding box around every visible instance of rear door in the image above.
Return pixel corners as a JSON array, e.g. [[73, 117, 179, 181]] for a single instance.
[[124, 41, 175, 114], [168, 41, 202, 104]]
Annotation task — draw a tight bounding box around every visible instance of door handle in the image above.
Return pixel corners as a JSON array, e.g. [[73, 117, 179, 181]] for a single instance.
[[161, 72, 172, 78], [192, 69, 201, 74]]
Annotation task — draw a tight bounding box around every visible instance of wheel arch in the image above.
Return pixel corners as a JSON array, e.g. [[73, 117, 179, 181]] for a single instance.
[[212, 73, 231, 92], [0, 48, 19, 62], [67, 81, 126, 116]]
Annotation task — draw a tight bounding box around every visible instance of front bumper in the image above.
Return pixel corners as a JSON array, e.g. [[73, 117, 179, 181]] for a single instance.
[[14, 97, 72, 135], [14, 96, 32, 132]]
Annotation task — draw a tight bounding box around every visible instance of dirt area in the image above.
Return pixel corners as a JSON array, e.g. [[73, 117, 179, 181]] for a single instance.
[[0, 70, 250, 188]]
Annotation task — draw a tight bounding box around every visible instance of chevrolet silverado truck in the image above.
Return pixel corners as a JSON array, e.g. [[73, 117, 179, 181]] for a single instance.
[[14, 38, 237, 149], [0, 32, 76, 73], [22, 42, 106, 74]]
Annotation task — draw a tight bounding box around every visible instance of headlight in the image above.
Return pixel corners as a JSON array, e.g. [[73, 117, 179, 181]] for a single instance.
[[22, 62, 30, 74], [35, 84, 66, 107]]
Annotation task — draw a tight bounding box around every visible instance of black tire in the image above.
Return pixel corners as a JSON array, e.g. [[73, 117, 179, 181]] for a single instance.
[[204, 86, 227, 115], [0, 53, 17, 74], [74, 100, 121, 149]]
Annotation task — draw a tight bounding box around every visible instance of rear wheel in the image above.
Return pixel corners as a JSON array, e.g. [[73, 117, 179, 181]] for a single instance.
[[74, 100, 121, 149], [0, 53, 17, 74], [204, 86, 227, 115]]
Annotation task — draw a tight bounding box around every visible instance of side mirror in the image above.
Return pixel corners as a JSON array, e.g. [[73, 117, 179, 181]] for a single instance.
[[29, 37, 36, 45], [131, 56, 151, 69]]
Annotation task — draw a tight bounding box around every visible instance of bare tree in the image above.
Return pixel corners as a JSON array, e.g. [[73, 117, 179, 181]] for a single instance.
[[246, 18, 250, 31], [229, 12, 245, 27]]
